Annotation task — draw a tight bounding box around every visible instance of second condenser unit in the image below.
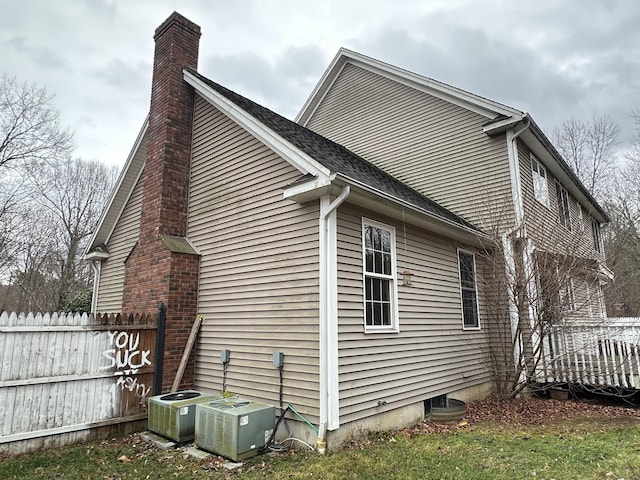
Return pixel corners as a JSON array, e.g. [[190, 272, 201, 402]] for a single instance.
[[195, 397, 275, 461]]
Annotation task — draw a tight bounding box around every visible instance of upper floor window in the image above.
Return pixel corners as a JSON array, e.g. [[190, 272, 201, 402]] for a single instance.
[[592, 219, 602, 253], [555, 182, 571, 231], [458, 250, 480, 329], [362, 219, 398, 332], [531, 155, 549, 206]]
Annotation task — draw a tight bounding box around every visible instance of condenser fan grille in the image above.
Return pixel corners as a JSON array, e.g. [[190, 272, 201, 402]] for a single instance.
[[160, 391, 201, 401]]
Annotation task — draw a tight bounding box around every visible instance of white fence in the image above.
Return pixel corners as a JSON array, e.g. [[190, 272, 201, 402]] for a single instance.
[[536, 318, 640, 388], [0, 311, 157, 455]]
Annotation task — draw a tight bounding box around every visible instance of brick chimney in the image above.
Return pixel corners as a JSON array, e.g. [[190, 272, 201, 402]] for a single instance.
[[122, 12, 201, 393]]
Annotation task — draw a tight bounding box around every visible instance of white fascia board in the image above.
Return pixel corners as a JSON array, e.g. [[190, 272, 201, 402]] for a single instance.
[[184, 70, 331, 179], [83, 117, 148, 259], [295, 49, 348, 125], [297, 48, 524, 124]]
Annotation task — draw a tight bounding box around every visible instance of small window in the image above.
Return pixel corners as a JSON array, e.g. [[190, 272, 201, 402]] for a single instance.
[[362, 219, 398, 332], [458, 250, 480, 329], [555, 182, 571, 231], [531, 155, 549, 206], [592, 219, 601, 253]]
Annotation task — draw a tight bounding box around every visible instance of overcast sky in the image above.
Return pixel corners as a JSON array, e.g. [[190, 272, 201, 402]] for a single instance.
[[2, 0, 639, 168]]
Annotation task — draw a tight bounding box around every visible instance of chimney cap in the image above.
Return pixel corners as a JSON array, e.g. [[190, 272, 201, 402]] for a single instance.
[[154, 11, 201, 41]]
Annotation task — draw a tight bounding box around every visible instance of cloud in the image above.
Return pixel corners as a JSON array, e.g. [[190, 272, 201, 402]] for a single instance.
[[201, 44, 327, 118]]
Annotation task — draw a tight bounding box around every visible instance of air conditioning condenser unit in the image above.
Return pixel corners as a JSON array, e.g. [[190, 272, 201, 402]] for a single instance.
[[195, 397, 275, 461], [148, 390, 220, 442]]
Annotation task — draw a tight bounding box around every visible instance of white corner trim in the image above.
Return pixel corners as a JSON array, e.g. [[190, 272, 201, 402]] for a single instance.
[[184, 70, 331, 179], [506, 120, 530, 229]]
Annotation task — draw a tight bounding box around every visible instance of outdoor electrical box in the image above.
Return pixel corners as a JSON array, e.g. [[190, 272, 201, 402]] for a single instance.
[[195, 397, 275, 461], [220, 349, 230, 363], [148, 390, 220, 442], [272, 351, 284, 368]]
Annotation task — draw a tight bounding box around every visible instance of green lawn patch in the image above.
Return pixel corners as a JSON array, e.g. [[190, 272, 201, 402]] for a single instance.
[[1, 417, 638, 479]]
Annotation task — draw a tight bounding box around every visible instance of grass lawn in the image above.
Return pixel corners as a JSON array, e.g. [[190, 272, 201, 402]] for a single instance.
[[1, 398, 639, 479]]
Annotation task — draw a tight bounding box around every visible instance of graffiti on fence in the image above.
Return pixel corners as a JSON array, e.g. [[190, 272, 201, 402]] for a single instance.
[[100, 330, 152, 399]]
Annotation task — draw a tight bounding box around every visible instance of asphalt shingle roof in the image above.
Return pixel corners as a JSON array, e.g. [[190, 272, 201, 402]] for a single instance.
[[186, 67, 482, 234]]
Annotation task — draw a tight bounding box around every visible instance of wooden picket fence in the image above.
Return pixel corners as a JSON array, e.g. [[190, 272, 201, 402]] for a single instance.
[[536, 318, 640, 389], [0, 311, 157, 455]]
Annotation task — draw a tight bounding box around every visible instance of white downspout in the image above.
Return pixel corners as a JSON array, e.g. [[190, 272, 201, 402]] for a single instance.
[[90, 261, 101, 315], [317, 185, 350, 454], [504, 118, 530, 385]]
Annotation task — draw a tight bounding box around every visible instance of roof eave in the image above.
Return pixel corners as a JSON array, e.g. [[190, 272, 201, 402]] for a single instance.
[[285, 175, 491, 247], [83, 117, 149, 260], [184, 69, 331, 180]]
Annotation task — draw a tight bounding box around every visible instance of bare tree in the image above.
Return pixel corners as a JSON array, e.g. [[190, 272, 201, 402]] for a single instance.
[[0, 74, 74, 287], [0, 74, 73, 170], [552, 115, 620, 201], [0, 74, 119, 313], [25, 157, 118, 310], [479, 218, 607, 397], [602, 110, 640, 315]]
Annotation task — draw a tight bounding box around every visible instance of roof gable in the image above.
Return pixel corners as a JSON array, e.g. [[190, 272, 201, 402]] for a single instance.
[[84, 118, 148, 257], [295, 48, 608, 224], [296, 48, 524, 126], [184, 67, 483, 237]]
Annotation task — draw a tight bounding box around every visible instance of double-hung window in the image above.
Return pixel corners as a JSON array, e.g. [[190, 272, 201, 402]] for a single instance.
[[362, 219, 398, 332], [555, 182, 571, 231], [531, 155, 549, 206], [458, 250, 480, 329], [592, 219, 601, 253]]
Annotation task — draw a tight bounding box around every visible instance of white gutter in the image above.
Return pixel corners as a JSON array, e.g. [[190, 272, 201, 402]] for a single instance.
[[334, 173, 489, 242], [317, 185, 350, 452]]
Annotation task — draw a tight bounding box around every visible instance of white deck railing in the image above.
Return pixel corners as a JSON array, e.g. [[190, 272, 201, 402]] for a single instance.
[[536, 318, 640, 388]]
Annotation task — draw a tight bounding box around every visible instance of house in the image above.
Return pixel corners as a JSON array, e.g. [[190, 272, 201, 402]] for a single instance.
[[84, 12, 610, 449]]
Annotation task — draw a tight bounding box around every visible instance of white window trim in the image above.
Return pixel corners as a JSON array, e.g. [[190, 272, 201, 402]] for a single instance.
[[555, 181, 572, 231], [592, 218, 602, 253], [457, 248, 481, 330], [361, 218, 399, 333], [531, 154, 549, 207]]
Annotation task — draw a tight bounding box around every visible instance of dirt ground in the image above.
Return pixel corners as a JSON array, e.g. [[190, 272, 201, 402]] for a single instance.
[[408, 393, 640, 435]]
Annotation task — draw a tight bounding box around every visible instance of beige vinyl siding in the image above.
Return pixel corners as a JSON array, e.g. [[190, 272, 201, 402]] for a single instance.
[[562, 275, 607, 324], [336, 204, 491, 424], [306, 63, 513, 231], [95, 174, 144, 313], [520, 140, 605, 263], [188, 95, 321, 421]]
